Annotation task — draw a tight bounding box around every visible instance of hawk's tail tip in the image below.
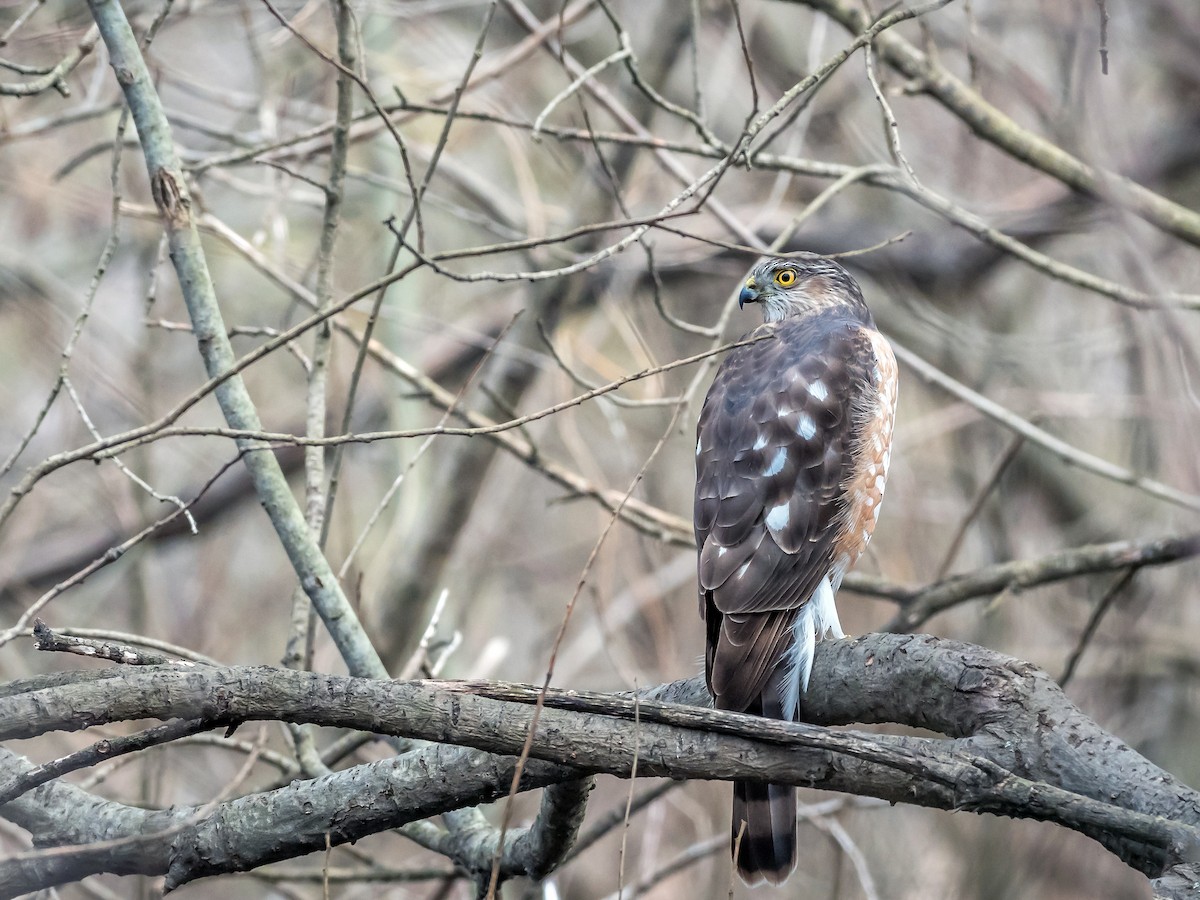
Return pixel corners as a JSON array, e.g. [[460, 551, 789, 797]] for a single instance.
[[732, 780, 797, 886]]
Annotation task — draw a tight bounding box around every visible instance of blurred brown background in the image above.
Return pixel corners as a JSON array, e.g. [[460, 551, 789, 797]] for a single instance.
[[1, 0, 1198, 897]]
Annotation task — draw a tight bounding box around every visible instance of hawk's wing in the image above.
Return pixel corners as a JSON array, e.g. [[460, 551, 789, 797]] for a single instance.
[[694, 311, 877, 712]]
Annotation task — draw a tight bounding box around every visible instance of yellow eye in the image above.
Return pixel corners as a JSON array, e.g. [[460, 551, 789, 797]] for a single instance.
[[774, 268, 797, 287]]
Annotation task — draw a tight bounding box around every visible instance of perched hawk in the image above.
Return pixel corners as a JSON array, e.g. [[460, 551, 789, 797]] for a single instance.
[[694, 257, 897, 884]]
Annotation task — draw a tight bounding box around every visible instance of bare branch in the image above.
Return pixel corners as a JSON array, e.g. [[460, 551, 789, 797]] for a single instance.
[[1, 634, 1196, 894], [782, 0, 1200, 247], [887, 534, 1200, 631], [0, 25, 98, 97]]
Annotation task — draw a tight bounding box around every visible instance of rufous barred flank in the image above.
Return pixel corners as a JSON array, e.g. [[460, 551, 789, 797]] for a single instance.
[[694, 256, 897, 884]]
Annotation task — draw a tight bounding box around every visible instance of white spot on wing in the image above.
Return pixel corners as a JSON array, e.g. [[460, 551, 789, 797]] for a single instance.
[[717, 546, 727, 557], [765, 502, 789, 532], [797, 412, 817, 440], [752, 433, 768, 450], [808, 379, 828, 401], [696, 436, 702, 455], [763, 447, 787, 476], [736, 560, 752, 579]]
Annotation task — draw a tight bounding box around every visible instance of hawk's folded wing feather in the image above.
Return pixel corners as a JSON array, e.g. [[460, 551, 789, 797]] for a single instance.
[[694, 312, 878, 712]]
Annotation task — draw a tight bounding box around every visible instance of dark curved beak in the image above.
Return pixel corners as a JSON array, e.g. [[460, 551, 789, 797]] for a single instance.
[[738, 282, 759, 310]]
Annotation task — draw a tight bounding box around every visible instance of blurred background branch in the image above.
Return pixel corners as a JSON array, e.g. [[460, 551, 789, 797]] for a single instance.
[[1, 0, 1198, 897]]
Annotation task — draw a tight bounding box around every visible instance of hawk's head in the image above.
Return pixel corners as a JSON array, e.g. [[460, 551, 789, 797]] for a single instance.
[[738, 257, 868, 324]]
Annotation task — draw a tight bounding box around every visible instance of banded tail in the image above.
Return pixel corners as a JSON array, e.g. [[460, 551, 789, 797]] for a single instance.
[[732, 780, 797, 884]]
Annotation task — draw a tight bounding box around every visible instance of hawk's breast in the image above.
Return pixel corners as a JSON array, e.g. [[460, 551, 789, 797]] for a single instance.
[[833, 327, 897, 567]]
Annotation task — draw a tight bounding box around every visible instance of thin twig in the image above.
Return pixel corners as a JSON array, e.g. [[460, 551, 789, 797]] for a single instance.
[[863, 42, 917, 182], [817, 818, 881, 900], [0, 24, 98, 97], [0, 0, 50, 46], [891, 339, 1200, 512], [1096, 0, 1110, 75], [485, 372, 693, 898], [0, 454, 247, 649], [0, 716, 211, 806], [615, 691, 641, 899], [728, 0, 759, 114], [63, 377, 196, 532], [32, 621, 174, 666], [79, 333, 773, 458], [789, 0, 1200, 246], [934, 433, 1026, 580], [335, 312, 527, 579], [537, 320, 682, 408], [533, 47, 630, 138], [1059, 568, 1137, 687], [0, 103, 130, 481]]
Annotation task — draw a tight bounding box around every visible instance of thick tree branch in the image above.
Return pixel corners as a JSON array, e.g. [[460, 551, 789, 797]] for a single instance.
[[1, 635, 1196, 896]]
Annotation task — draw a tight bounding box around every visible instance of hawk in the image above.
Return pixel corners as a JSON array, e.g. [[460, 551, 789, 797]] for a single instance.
[[694, 256, 897, 884]]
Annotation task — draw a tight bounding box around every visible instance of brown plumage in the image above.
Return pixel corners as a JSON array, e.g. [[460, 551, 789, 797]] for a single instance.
[[694, 257, 897, 884]]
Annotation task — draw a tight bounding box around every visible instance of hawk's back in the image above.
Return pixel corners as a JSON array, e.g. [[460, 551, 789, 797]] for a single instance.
[[694, 306, 895, 713]]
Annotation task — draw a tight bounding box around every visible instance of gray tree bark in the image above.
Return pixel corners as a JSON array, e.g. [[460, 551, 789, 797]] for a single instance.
[[2, 633, 1196, 897]]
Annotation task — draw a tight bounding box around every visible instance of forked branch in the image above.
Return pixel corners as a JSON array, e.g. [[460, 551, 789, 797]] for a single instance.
[[0, 634, 1196, 896]]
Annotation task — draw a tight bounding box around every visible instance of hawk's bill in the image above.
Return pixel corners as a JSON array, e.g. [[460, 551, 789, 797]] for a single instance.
[[694, 257, 897, 885]]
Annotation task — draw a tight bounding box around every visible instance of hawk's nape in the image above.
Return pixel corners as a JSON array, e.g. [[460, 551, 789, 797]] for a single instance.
[[694, 256, 897, 884]]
